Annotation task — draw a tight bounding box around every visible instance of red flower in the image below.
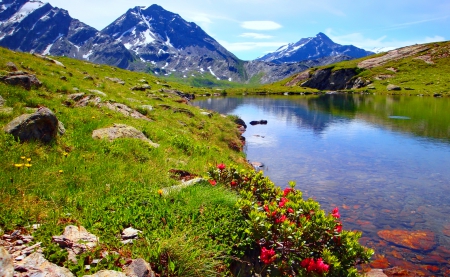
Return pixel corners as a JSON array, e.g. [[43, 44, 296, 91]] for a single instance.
[[335, 224, 342, 233], [332, 207, 340, 219], [264, 205, 269, 212], [287, 208, 294, 214], [278, 197, 288, 208], [283, 188, 294, 196], [301, 257, 329, 273], [275, 215, 287, 224], [260, 247, 276, 264], [230, 180, 237, 187], [217, 163, 226, 170], [209, 180, 217, 186], [316, 258, 330, 273]]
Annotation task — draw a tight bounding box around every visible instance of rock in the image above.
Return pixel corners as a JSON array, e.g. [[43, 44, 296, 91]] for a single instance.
[[387, 84, 402, 91], [83, 270, 127, 277], [14, 252, 74, 277], [73, 95, 102, 107], [105, 77, 125, 85], [131, 85, 150, 91], [83, 76, 94, 81], [234, 118, 247, 129], [92, 124, 159, 148], [249, 120, 268, 125], [0, 246, 14, 277], [87, 90, 107, 97], [173, 108, 194, 117], [140, 105, 153, 112], [377, 229, 436, 251], [6, 62, 17, 71], [1, 72, 42, 91], [352, 77, 371, 89], [52, 225, 99, 255], [32, 53, 66, 68], [3, 108, 62, 143], [366, 269, 388, 277], [300, 68, 358, 90], [101, 102, 151, 121], [121, 227, 142, 240], [200, 111, 212, 118], [0, 95, 5, 106], [433, 93, 442, 97], [160, 178, 205, 196], [139, 79, 148, 84], [67, 93, 86, 102], [60, 76, 67, 81], [123, 258, 155, 277]]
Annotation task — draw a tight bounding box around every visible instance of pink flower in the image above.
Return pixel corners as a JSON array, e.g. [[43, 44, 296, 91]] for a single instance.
[[260, 247, 276, 264], [217, 163, 226, 170], [287, 208, 294, 214], [332, 207, 340, 219], [209, 180, 217, 186], [301, 257, 329, 273], [283, 188, 294, 196]]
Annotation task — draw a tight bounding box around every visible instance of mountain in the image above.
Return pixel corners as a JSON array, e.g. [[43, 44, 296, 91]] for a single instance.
[[100, 4, 247, 81], [257, 32, 374, 64], [0, 0, 133, 68], [0, 0, 366, 85]]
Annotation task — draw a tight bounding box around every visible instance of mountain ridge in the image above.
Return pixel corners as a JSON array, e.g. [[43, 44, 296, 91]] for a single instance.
[[0, 0, 374, 85]]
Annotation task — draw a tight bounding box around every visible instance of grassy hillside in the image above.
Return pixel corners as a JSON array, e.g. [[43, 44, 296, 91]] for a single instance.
[[235, 41, 450, 96], [0, 47, 250, 275]]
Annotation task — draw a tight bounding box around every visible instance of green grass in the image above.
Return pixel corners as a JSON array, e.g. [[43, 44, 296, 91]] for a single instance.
[[0, 47, 250, 276]]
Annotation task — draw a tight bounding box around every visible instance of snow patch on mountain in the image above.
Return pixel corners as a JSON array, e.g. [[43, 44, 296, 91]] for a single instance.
[[6, 1, 45, 24]]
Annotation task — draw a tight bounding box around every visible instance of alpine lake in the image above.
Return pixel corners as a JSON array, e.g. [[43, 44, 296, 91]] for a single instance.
[[194, 93, 450, 275]]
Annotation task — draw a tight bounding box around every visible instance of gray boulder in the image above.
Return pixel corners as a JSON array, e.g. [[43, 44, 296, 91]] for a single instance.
[[3, 108, 63, 143], [83, 270, 127, 277], [101, 102, 151, 121], [1, 72, 42, 91], [123, 258, 156, 277], [6, 62, 17, 71], [0, 246, 14, 277], [92, 124, 159, 148], [387, 84, 401, 91], [14, 252, 74, 277]]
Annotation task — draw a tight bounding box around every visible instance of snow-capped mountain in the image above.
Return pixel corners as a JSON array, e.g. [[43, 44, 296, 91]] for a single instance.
[[0, 0, 133, 68], [257, 32, 374, 64], [0, 1, 369, 84], [101, 4, 244, 81]]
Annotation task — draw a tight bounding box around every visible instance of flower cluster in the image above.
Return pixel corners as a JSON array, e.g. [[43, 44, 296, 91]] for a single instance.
[[14, 156, 32, 169], [260, 247, 276, 264], [301, 257, 330, 274], [206, 163, 374, 276]]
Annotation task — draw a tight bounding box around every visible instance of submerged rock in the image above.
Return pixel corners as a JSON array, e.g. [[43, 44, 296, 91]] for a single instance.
[[377, 229, 436, 251]]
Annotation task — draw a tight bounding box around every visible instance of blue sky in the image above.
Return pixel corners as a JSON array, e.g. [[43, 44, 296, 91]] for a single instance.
[[46, 0, 449, 60]]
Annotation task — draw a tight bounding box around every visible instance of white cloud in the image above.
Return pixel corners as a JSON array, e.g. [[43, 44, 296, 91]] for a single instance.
[[239, 33, 273, 39], [325, 29, 446, 51], [241, 21, 282, 30], [218, 40, 286, 52]]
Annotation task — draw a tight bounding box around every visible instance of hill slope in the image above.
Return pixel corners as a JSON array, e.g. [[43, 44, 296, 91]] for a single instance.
[[281, 41, 450, 95]]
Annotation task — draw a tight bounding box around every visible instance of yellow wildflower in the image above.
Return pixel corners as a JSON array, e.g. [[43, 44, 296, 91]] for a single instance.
[[158, 189, 163, 196], [59, 170, 63, 173], [27, 158, 32, 162], [63, 152, 68, 157], [14, 164, 24, 168], [25, 164, 32, 168], [20, 156, 26, 160]]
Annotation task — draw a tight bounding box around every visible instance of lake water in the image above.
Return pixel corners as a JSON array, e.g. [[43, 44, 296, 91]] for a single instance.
[[194, 94, 450, 275]]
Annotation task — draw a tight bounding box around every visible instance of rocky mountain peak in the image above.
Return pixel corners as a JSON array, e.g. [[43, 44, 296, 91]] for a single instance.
[[257, 32, 374, 64]]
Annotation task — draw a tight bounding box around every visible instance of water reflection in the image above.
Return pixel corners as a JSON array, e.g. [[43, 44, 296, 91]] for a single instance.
[[194, 94, 450, 275]]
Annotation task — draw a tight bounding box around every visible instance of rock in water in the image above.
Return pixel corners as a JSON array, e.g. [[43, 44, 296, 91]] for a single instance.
[[377, 229, 436, 251], [3, 108, 62, 143], [0, 246, 14, 277]]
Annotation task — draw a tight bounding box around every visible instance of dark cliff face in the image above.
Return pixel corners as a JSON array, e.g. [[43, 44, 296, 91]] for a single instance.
[[257, 32, 374, 64], [300, 68, 359, 90]]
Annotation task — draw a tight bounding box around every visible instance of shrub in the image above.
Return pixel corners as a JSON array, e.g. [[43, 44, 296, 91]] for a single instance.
[[207, 164, 374, 276]]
